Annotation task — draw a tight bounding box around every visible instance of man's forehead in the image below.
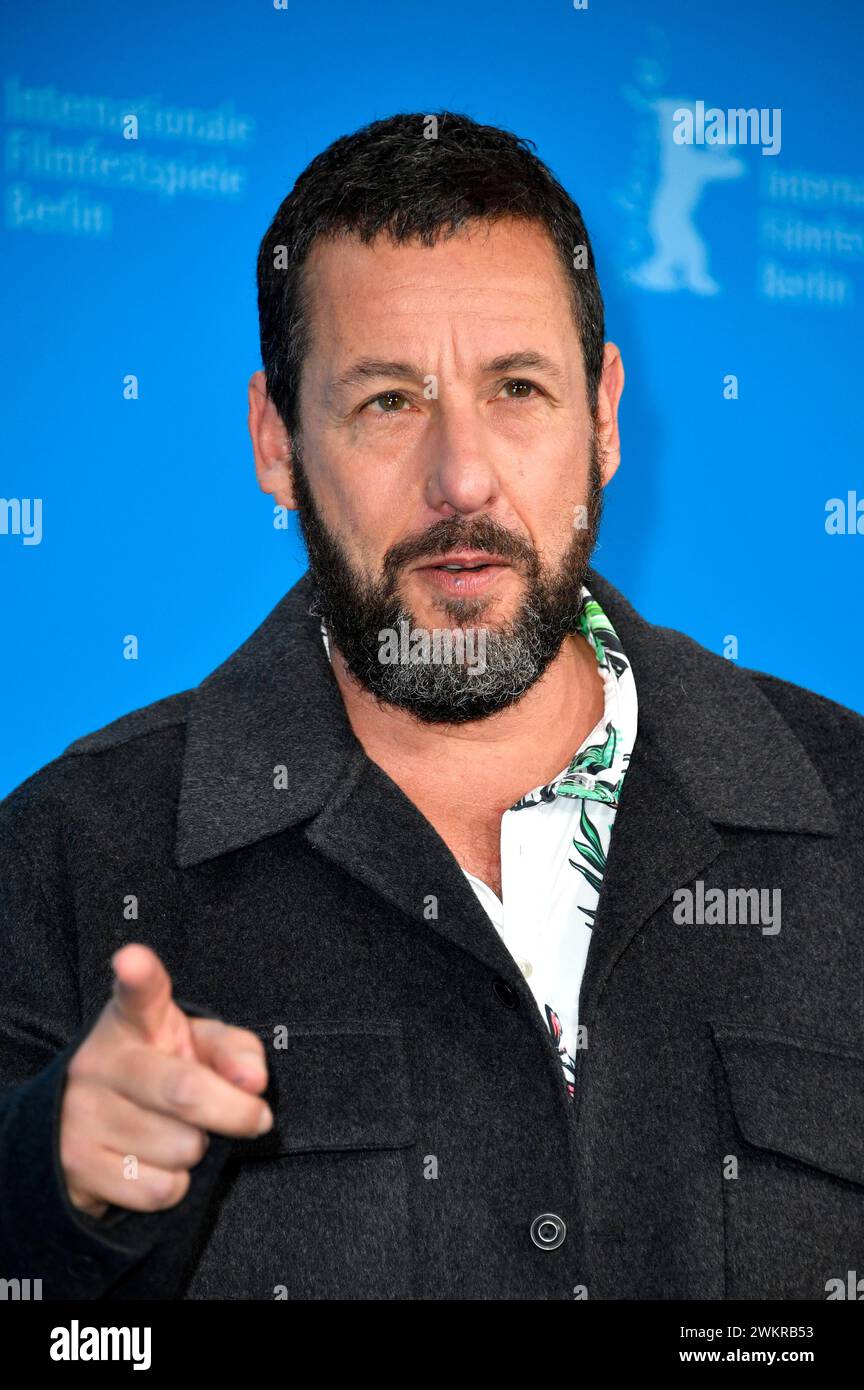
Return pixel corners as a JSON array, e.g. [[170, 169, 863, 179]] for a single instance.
[[301, 218, 578, 358], [305, 219, 570, 300]]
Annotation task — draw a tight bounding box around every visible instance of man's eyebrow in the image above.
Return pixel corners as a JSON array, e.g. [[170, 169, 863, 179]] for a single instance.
[[328, 359, 427, 395], [482, 351, 567, 386], [327, 350, 568, 399]]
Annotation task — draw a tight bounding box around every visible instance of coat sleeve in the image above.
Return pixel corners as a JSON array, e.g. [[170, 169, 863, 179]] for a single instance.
[[0, 768, 237, 1300]]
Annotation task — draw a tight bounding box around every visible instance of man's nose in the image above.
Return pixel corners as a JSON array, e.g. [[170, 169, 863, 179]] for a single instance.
[[421, 405, 501, 516]]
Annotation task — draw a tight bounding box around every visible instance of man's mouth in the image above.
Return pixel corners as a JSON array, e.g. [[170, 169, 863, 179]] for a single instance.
[[417, 551, 511, 572], [413, 552, 513, 594]]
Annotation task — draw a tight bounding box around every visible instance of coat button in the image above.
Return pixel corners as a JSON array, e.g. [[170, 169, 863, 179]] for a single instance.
[[530, 1213, 567, 1250], [492, 979, 518, 1009]]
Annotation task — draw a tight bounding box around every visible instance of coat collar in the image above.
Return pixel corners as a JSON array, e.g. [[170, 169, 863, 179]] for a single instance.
[[175, 566, 837, 873], [586, 570, 838, 835]]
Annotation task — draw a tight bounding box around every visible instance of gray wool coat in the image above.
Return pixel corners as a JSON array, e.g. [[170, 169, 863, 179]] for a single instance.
[[1, 569, 862, 1301]]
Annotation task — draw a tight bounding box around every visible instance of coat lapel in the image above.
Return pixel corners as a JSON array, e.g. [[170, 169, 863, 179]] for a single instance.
[[303, 753, 523, 979], [577, 735, 724, 1033]]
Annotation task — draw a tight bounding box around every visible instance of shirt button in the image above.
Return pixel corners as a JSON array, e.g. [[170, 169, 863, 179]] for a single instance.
[[517, 958, 533, 979], [492, 979, 518, 1009], [530, 1213, 567, 1250]]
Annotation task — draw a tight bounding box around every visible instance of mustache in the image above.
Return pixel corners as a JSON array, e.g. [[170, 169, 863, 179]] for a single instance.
[[382, 515, 539, 584]]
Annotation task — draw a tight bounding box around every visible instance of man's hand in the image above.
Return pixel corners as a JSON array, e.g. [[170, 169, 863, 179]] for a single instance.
[[60, 943, 273, 1219]]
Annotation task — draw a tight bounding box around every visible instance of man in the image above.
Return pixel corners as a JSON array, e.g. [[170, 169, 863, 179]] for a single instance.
[[1, 112, 862, 1302]]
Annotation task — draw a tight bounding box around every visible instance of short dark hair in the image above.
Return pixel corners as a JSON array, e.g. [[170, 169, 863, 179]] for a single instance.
[[256, 111, 605, 435]]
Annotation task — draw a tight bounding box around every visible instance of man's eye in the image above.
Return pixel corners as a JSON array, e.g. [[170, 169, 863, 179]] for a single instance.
[[499, 379, 538, 400], [366, 391, 411, 413]]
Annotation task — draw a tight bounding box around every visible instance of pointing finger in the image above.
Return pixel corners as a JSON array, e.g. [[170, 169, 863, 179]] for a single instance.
[[111, 943, 176, 1044]]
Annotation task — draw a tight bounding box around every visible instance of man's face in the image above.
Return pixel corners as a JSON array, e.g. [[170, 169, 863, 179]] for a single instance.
[[254, 216, 622, 722]]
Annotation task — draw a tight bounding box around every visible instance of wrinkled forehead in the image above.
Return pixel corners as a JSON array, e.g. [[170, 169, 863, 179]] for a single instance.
[[300, 217, 579, 353]]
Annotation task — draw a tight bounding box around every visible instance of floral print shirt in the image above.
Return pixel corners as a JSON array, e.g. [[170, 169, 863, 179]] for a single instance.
[[462, 587, 638, 1098]]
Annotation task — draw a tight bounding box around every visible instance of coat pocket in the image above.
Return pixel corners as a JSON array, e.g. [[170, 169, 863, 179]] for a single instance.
[[711, 1022, 864, 1300], [231, 1018, 416, 1158], [185, 1019, 417, 1299]]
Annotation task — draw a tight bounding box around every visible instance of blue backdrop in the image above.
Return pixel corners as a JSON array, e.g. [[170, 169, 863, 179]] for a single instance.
[[3, 0, 862, 798]]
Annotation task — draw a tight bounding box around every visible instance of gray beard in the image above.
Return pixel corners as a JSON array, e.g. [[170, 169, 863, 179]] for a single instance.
[[291, 436, 603, 725], [368, 596, 578, 718]]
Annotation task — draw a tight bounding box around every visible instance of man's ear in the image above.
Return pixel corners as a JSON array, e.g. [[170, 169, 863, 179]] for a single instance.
[[248, 370, 298, 510], [595, 343, 625, 486]]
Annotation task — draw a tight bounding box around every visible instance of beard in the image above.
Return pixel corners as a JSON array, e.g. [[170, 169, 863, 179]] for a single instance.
[[290, 433, 604, 724]]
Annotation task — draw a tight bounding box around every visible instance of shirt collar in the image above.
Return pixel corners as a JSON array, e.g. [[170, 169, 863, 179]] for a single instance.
[[507, 585, 636, 811], [555, 586, 637, 807]]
